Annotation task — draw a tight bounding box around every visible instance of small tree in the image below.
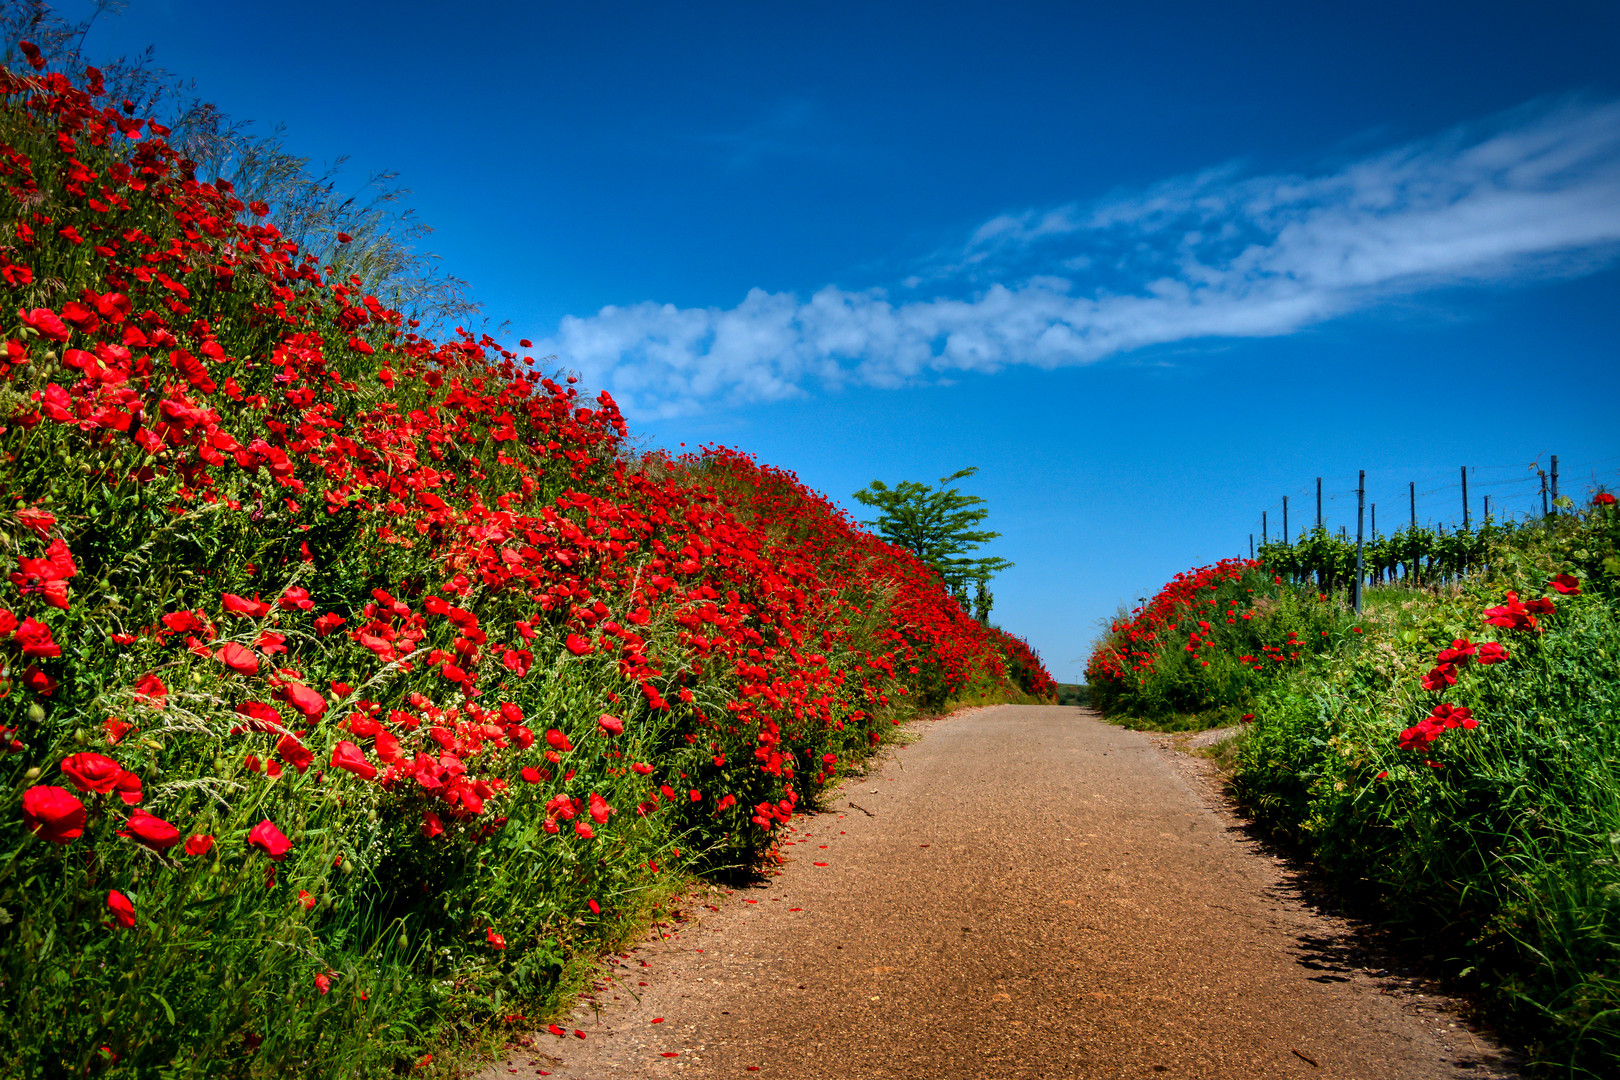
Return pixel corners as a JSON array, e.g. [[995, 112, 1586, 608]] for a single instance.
[[852, 467, 1013, 622]]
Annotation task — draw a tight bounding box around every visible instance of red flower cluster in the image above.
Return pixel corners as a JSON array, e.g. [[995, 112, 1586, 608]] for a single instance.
[[0, 55, 1051, 903], [1483, 590, 1556, 633], [1399, 703, 1478, 758]]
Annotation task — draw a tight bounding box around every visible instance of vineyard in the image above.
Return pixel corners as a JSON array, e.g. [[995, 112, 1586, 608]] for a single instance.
[[0, 53, 1050, 1079], [1089, 496, 1620, 1075]]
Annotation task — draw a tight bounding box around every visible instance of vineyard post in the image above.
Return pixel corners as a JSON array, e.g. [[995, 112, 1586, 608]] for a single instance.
[[1316, 477, 1323, 530], [1355, 470, 1365, 614], [1409, 482, 1417, 584], [1249, 534, 1254, 559], [1461, 466, 1469, 530], [1262, 511, 1268, 545], [1371, 502, 1377, 538], [1541, 469, 1550, 518], [1552, 455, 1560, 509], [1283, 495, 1289, 543], [1483, 494, 1490, 523]]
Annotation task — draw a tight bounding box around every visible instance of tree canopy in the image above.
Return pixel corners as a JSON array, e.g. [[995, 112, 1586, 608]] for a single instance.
[[852, 467, 1013, 622]]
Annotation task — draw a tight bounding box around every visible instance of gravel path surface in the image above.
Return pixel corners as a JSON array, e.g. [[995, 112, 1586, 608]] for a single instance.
[[480, 705, 1519, 1080]]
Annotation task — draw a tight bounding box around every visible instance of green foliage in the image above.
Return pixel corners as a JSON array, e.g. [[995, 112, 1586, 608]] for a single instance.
[[1086, 559, 1353, 730], [851, 466, 1012, 619], [1231, 501, 1620, 1076]]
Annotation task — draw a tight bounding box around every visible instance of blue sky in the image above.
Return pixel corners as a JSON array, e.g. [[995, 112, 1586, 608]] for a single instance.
[[63, 0, 1620, 682]]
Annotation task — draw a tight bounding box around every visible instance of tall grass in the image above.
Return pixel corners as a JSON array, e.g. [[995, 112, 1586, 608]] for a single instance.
[[1231, 502, 1620, 1075]]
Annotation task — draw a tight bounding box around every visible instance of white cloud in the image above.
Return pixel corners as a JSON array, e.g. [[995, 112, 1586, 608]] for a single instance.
[[539, 99, 1620, 418]]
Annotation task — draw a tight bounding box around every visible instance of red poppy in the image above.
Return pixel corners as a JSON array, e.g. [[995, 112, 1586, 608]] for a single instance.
[[113, 771, 143, 805], [574, 821, 594, 839], [19, 307, 72, 342], [1475, 642, 1509, 665], [545, 729, 572, 752], [1549, 574, 1581, 596], [315, 973, 332, 994], [1594, 492, 1616, 506], [120, 809, 181, 850], [330, 741, 377, 781], [277, 682, 328, 721], [61, 752, 125, 794], [184, 834, 216, 857], [15, 617, 61, 658], [22, 785, 85, 844], [565, 634, 594, 656], [1419, 665, 1456, 692], [217, 642, 259, 675], [589, 792, 612, 824], [234, 701, 285, 733], [133, 673, 167, 704], [1483, 591, 1540, 632], [276, 735, 314, 774], [107, 890, 136, 929], [486, 927, 506, 949], [597, 713, 623, 736], [248, 819, 293, 861], [23, 666, 59, 696], [313, 612, 346, 636], [1435, 639, 1475, 666], [421, 810, 444, 838], [221, 593, 271, 617], [299, 890, 317, 910], [278, 586, 313, 612]]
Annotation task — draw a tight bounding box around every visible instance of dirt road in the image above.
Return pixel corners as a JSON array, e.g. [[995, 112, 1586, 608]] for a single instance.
[[481, 706, 1517, 1080]]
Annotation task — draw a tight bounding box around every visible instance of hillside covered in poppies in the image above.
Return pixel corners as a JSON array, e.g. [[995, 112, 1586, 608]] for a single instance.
[[0, 50, 1051, 1078]]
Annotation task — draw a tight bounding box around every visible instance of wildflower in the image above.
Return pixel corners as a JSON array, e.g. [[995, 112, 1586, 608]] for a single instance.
[[248, 819, 293, 861], [276, 735, 314, 774], [1435, 639, 1475, 666], [1549, 573, 1581, 595], [486, 928, 506, 950], [133, 673, 167, 704], [597, 713, 623, 736], [15, 617, 61, 658], [421, 811, 444, 838], [1420, 665, 1456, 692], [22, 785, 85, 844], [61, 752, 126, 794], [222, 593, 271, 617], [276, 682, 328, 721], [314, 973, 331, 994], [1475, 642, 1509, 665], [184, 834, 216, 857], [589, 792, 612, 824], [119, 809, 181, 850], [217, 642, 259, 675], [107, 890, 136, 929], [1483, 591, 1542, 631], [278, 586, 313, 612], [330, 741, 377, 781]]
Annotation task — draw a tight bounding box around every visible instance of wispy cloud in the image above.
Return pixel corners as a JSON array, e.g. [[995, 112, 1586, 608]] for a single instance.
[[539, 99, 1620, 417]]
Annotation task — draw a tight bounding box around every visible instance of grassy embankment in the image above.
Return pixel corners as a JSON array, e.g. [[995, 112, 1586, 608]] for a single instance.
[[0, 55, 1052, 1078]]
